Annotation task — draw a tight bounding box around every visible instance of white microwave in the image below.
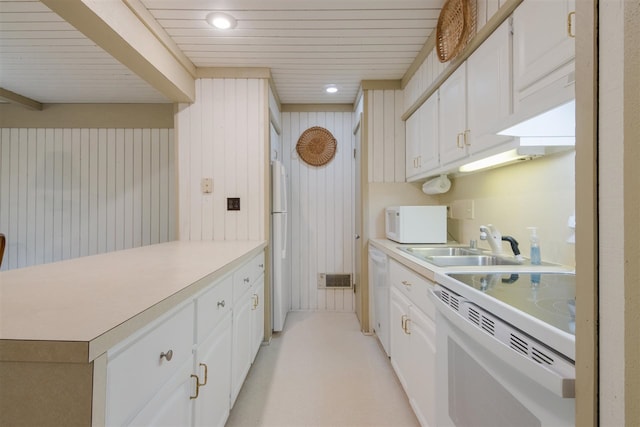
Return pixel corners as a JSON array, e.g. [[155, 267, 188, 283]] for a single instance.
[[385, 206, 447, 244]]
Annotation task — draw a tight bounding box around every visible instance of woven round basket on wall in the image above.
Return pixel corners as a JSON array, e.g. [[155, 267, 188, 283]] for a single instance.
[[436, 0, 477, 63], [296, 126, 337, 167]]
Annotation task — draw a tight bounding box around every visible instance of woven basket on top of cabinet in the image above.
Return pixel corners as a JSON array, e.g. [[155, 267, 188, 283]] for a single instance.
[[436, 0, 477, 63]]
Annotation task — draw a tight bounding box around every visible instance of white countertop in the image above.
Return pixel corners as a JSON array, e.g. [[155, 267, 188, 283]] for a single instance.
[[0, 240, 266, 361]]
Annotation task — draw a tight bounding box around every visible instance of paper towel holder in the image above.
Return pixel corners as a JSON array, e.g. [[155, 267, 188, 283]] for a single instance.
[[422, 174, 452, 195]]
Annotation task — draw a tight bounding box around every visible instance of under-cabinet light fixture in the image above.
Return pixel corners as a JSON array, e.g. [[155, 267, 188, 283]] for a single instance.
[[458, 147, 544, 173], [206, 12, 237, 30]]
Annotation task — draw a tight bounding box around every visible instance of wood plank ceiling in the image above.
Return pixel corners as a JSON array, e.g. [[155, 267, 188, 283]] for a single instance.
[[0, 1, 169, 104], [0, 0, 445, 105]]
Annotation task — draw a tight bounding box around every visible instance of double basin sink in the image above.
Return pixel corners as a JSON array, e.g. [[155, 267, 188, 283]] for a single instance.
[[398, 246, 522, 267]]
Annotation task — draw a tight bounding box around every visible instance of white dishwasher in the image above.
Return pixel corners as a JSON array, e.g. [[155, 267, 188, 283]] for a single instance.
[[368, 245, 390, 356]]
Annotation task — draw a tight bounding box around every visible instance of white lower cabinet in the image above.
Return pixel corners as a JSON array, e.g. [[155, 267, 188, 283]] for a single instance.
[[127, 356, 196, 427], [194, 315, 232, 427], [251, 276, 265, 359], [231, 253, 265, 406], [105, 250, 265, 427], [231, 286, 253, 405], [389, 260, 437, 427]]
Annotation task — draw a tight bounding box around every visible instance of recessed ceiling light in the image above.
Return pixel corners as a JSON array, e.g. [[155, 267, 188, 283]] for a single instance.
[[325, 85, 338, 94], [206, 12, 237, 30]]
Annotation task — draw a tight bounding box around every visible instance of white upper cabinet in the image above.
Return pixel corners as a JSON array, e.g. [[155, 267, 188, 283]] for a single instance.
[[438, 63, 468, 166], [512, 0, 576, 117], [439, 19, 513, 168], [466, 19, 513, 153], [405, 108, 420, 178], [406, 93, 439, 181]]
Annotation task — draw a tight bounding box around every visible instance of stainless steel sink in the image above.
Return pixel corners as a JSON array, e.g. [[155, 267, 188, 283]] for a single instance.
[[398, 246, 522, 267], [424, 255, 521, 267], [398, 246, 480, 258]]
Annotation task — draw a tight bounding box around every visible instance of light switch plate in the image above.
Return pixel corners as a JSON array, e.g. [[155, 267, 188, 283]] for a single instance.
[[201, 178, 213, 194]]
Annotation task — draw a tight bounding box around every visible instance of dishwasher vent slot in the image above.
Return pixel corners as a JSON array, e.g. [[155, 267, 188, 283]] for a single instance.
[[468, 307, 481, 326], [450, 295, 460, 312], [532, 347, 554, 365], [480, 317, 495, 335], [439, 288, 461, 312], [440, 289, 451, 305], [510, 334, 529, 356]]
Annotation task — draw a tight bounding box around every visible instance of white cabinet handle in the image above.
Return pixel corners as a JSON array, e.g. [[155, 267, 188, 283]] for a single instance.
[[464, 129, 471, 146], [198, 363, 208, 386], [160, 349, 173, 361], [567, 11, 576, 38], [190, 374, 200, 400], [456, 132, 464, 148]]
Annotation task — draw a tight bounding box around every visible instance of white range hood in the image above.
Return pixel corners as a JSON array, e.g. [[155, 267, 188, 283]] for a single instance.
[[458, 100, 576, 173], [498, 100, 576, 145]]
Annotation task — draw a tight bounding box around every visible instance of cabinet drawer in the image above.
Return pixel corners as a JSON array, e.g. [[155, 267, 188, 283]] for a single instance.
[[389, 259, 435, 320], [196, 274, 233, 344], [106, 302, 194, 426], [252, 252, 266, 279], [233, 252, 265, 303]]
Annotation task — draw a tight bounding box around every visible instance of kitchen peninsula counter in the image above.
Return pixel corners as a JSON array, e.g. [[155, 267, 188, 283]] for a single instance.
[[1, 240, 266, 426], [0, 240, 266, 362]]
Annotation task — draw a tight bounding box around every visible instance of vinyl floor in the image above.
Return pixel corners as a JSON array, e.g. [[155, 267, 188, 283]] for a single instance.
[[226, 311, 419, 427]]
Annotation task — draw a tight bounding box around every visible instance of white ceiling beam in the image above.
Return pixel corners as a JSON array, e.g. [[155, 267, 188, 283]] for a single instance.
[[40, 0, 196, 103]]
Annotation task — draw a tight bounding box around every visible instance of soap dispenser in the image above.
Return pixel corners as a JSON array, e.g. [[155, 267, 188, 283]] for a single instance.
[[528, 227, 541, 265]]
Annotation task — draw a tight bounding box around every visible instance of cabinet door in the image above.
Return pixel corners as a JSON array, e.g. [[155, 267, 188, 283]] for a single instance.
[[389, 287, 412, 395], [251, 276, 265, 361], [106, 302, 194, 426], [194, 314, 232, 427], [407, 306, 437, 427], [417, 94, 439, 174], [438, 64, 468, 165], [513, 0, 575, 98], [467, 19, 513, 154], [405, 111, 420, 179], [126, 357, 195, 427], [231, 291, 252, 406]]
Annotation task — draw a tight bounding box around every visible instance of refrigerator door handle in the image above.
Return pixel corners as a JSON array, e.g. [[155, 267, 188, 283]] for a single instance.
[[282, 212, 288, 259], [281, 163, 288, 213]]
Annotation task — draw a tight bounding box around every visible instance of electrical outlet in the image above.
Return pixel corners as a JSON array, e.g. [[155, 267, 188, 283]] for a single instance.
[[201, 178, 213, 194], [450, 200, 475, 220], [227, 198, 240, 211]]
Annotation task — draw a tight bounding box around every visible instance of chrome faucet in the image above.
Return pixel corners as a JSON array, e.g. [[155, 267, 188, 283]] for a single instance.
[[480, 224, 524, 261]]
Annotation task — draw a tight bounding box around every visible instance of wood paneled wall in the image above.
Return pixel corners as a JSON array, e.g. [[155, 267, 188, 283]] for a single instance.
[[0, 128, 175, 270], [281, 111, 355, 312], [367, 89, 405, 183], [176, 78, 267, 242]]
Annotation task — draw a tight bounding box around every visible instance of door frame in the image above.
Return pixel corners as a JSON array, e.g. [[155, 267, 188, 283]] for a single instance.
[[353, 111, 369, 332]]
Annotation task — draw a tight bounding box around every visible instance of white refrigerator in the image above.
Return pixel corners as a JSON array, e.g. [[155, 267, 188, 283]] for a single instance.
[[271, 160, 290, 332]]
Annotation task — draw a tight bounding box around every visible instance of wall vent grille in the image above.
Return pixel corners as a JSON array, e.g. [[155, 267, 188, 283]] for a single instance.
[[318, 273, 352, 289]]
